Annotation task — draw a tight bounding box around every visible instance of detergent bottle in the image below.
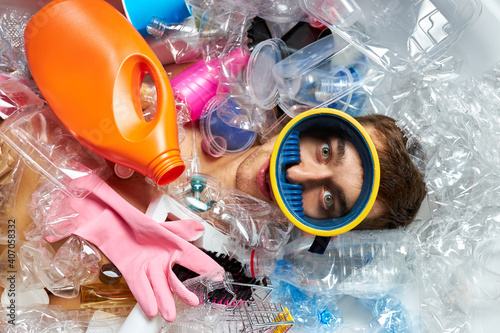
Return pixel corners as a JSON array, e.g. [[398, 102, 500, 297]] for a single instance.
[[24, 0, 185, 186]]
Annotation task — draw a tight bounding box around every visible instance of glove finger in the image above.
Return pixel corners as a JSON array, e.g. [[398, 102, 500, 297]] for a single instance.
[[158, 219, 205, 241], [167, 267, 201, 307], [176, 244, 224, 281], [148, 260, 176, 322], [128, 269, 159, 318]]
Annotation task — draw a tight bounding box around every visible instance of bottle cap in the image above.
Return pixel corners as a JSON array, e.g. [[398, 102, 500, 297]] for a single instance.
[[114, 163, 135, 179], [99, 263, 123, 285]]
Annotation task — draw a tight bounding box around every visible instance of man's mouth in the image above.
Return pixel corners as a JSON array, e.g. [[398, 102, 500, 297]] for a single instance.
[[257, 158, 273, 201]]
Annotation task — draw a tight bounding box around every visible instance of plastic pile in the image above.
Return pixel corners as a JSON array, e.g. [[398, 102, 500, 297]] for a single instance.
[[0, 0, 500, 332]]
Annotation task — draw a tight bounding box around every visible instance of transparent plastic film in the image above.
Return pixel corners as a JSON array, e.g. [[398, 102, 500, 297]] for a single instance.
[[0, 108, 112, 199], [384, 61, 500, 332], [168, 172, 222, 213], [0, 77, 44, 120], [0, 138, 23, 245], [147, 15, 202, 64], [0, 6, 33, 77], [0, 305, 131, 332], [203, 187, 293, 253], [17, 236, 101, 299], [301, 0, 482, 75], [215, 35, 282, 135]]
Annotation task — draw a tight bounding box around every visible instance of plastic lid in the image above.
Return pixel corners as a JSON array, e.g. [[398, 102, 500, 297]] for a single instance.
[[247, 38, 289, 110], [114, 163, 135, 179], [200, 97, 257, 156]]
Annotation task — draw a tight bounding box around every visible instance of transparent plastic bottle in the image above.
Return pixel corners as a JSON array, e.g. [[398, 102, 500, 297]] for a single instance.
[[247, 230, 414, 298], [277, 230, 413, 297]]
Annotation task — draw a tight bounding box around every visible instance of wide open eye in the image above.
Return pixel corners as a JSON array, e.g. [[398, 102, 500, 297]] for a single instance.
[[323, 188, 334, 211], [321, 141, 330, 160]]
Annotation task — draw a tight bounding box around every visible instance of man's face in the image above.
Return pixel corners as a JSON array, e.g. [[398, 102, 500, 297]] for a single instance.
[[235, 132, 365, 220]]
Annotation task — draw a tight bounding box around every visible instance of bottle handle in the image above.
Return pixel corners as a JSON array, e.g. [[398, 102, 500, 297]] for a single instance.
[[113, 53, 175, 141]]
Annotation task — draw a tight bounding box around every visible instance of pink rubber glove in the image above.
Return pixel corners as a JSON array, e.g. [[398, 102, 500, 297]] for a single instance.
[[44, 176, 224, 321]]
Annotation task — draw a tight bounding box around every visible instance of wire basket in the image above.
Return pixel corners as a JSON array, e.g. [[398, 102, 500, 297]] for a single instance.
[[218, 301, 294, 333]]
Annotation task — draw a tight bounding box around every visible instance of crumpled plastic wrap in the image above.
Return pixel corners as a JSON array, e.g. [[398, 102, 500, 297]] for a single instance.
[[0, 305, 130, 332], [17, 236, 101, 298], [204, 187, 294, 254], [0, 107, 112, 199], [0, 138, 23, 245], [0, 6, 32, 77], [2, 1, 500, 332], [380, 62, 500, 332]]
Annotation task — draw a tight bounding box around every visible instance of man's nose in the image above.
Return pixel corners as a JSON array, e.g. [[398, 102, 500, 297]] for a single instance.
[[286, 163, 330, 185]]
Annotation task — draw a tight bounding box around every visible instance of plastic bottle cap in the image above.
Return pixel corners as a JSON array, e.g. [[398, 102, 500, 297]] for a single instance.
[[99, 263, 123, 285], [114, 163, 135, 179], [247, 39, 290, 110]]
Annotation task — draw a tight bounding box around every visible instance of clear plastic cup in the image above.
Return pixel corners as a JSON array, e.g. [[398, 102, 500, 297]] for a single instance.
[[199, 97, 257, 157]]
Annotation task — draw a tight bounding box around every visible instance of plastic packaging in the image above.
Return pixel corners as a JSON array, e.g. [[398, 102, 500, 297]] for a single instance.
[[0, 7, 32, 76], [24, 0, 185, 186], [256, 0, 308, 24], [215, 35, 284, 134], [380, 60, 500, 332], [0, 305, 131, 332], [197, 7, 250, 65], [170, 49, 249, 121], [147, 15, 202, 64], [18, 236, 101, 298], [199, 97, 258, 157], [451, 237, 500, 300], [0, 6, 32, 54], [168, 172, 222, 213], [204, 187, 294, 253], [0, 138, 23, 245], [271, 280, 343, 332], [272, 33, 380, 118], [0, 107, 112, 199], [0, 77, 44, 119], [301, 0, 482, 75], [257, 230, 416, 298]]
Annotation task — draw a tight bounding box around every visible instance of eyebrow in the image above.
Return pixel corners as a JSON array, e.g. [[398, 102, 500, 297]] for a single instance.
[[337, 184, 348, 217], [335, 136, 346, 165]]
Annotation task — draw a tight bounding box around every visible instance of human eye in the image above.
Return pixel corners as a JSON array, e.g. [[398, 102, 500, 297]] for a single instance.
[[323, 188, 334, 211], [320, 141, 330, 161]]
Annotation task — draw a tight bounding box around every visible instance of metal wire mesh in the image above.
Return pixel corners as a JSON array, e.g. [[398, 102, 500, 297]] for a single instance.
[[219, 301, 294, 333]]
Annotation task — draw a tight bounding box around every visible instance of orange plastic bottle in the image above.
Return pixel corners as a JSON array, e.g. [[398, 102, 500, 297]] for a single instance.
[[24, 0, 185, 186]]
